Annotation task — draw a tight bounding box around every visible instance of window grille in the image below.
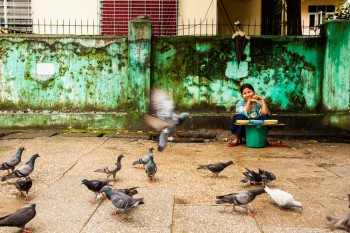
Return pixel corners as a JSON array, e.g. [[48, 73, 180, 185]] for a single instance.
[[0, 0, 32, 33], [99, 0, 178, 36]]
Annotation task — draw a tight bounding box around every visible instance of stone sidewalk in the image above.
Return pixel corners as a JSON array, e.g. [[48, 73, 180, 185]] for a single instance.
[[0, 131, 349, 233]]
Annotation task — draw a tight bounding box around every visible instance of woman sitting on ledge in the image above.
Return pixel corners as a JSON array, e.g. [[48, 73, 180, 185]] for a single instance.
[[228, 83, 269, 147]]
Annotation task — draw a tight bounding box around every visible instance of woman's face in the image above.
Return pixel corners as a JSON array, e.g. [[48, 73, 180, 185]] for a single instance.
[[241, 88, 254, 101]]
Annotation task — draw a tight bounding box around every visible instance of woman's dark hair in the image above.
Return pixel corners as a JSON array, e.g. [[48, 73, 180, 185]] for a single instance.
[[240, 83, 254, 94]]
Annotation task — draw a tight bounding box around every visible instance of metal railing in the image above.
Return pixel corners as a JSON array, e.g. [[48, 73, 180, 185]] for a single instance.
[[0, 18, 322, 36]]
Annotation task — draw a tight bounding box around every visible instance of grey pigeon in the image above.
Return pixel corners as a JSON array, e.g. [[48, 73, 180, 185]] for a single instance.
[[81, 179, 110, 204], [258, 168, 276, 186], [94, 154, 124, 180], [145, 88, 191, 152], [145, 155, 157, 182], [0, 147, 25, 174], [116, 187, 139, 197], [15, 177, 33, 201], [326, 213, 350, 231], [197, 161, 234, 177], [240, 167, 262, 184], [0, 203, 36, 232], [1, 154, 40, 182], [100, 186, 144, 220], [132, 147, 154, 167], [216, 188, 265, 217], [264, 186, 303, 209]]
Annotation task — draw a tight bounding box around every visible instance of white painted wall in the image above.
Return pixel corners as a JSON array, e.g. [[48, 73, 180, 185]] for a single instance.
[[32, 0, 99, 35], [218, 0, 261, 36], [178, 0, 217, 35]]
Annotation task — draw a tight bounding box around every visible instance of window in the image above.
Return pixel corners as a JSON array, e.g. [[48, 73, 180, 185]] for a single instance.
[[99, 0, 178, 36], [0, 0, 32, 33], [308, 4, 335, 34]]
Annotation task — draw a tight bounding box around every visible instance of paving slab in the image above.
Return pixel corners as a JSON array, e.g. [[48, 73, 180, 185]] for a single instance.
[[172, 205, 261, 233], [0, 137, 349, 232]]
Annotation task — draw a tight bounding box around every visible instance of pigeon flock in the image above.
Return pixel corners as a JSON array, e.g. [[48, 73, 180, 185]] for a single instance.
[[0, 88, 348, 232], [0, 147, 39, 232]]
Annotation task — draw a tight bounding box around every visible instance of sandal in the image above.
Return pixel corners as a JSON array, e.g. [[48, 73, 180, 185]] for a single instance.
[[227, 139, 239, 147], [268, 139, 287, 147]]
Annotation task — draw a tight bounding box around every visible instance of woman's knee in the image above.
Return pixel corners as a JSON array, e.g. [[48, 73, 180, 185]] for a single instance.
[[233, 114, 248, 121]]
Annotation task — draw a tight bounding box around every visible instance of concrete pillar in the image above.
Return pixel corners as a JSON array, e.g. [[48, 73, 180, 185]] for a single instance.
[[128, 19, 152, 125], [322, 20, 350, 111]]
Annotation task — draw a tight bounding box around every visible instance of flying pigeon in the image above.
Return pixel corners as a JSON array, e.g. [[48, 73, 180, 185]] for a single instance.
[[197, 161, 234, 177], [15, 177, 33, 201], [100, 186, 144, 220], [326, 213, 350, 231], [264, 186, 303, 209], [258, 168, 276, 186], [216, 188, 265, 217], [240, 168, 262, 184], [132, 147, 154, 167], [0, 203, 36, 232], [94, 154, 124, 180], [145, 155, 157, 182], [145, 88, 191, 151], [81, 179, 110, 204], [1, 154, 40, 182], [0, 147, 25, 174]]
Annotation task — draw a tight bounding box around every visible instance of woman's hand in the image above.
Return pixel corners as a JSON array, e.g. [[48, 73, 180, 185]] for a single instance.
[[252, 95, 263, 101]]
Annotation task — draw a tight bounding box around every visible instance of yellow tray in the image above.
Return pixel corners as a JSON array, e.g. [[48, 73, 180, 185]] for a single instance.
[[264, 120, 278, 125], [237, 120, 249, 125]]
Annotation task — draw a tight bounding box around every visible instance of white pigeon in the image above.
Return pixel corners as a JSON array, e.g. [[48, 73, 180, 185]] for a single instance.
[[264, 186, 303, 209]]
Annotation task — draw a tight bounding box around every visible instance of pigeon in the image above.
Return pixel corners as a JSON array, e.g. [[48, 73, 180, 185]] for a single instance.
[[145, 155, 157, 182], [197, 161, 234, 177], [240, 168, 276, 186], [81, 179, 110, 204], [264, 186, 303, 209], [240, 167, 262, 184], [94, 154, 124, 180], [0, 147, 25, 174], [132, 147, 154, 167], [116, 187, 139, 197], [216, 188, 265, 217], [145, 88, 191, 151], [326, 213, 350, 231], [1, 154, 40, 182], [258, 168, 276, 186], [0, 203, 36, 232], [15, 177, 33, 201], [100, 186, 144, 220]]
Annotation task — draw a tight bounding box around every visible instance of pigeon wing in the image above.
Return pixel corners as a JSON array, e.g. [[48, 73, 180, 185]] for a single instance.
[[3, 156, 20, 167], [17, 164, 34, 176], [150, 89, 176, 121], [0, 204, 36, 228]]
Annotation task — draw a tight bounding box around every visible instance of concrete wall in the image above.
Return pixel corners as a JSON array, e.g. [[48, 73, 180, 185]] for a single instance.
[[151, 36, 324, 112], [322, 20, 350, 111], [0, 20, 348, 129], [0, 35, 129, 111]]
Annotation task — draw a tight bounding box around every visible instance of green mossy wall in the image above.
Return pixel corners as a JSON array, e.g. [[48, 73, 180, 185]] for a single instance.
[[0, 36, 128, 111], [0, 20, 348, 130], [152, 36, 325, 113]]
